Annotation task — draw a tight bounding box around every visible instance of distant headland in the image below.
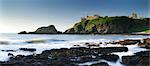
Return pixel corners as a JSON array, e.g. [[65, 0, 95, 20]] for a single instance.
[[18, 13, 150, 35]]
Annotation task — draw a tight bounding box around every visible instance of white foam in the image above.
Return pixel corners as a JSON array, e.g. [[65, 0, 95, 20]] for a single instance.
[[112, 44, 148, 61], [0, 42, 74, 61], [78, 59, 124, 66], [0, 51, 10, 61]]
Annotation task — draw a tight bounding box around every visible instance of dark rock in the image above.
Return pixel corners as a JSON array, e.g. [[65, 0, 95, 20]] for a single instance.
[[138, 38, 150, 49], [1, 50, 15, 52], [85, 44, 100, 48], [0, 47, 129, 66], [143, 38, 150, 44], [0, 63, 16, 66], [122, 51, 150, 66], [113, 39, 141, 45], [92, 47, 128, 54], [99, 54, 119, 62], [8, 53, 14, 56], [19, 48, 36, 52], [73, 45, 80, 47], [64, 28, 75, 33], [77, 55, 97, 63], [47, 60, 76, 66], [18, 25, 61, 34], [57, 31, 63, 34], [35, 25, 58, 34], [18, 31, 27, 34], [99, 42, 103, 44], [134, 51, 150, 56], [31, 62, 43, 66], [90, 62, 109, 66]]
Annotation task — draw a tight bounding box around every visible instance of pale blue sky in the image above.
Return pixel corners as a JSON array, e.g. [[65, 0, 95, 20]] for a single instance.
[[0, 0, 149, 33]]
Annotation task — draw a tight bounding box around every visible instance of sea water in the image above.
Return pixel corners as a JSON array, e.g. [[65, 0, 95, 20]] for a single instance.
[[0, 33, 149, 66]]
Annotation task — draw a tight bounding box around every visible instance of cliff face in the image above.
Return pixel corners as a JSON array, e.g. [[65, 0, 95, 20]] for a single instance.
[[65, 16, 149, 34]]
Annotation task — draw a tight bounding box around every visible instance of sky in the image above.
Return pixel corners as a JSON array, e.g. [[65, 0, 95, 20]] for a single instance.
[[0, 0, 149, 33]]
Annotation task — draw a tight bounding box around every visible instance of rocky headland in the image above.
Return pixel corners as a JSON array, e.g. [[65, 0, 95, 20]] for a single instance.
[[18, 25, 62, 34], [65, 16, 149, 34], [19, 15, 150, 35]]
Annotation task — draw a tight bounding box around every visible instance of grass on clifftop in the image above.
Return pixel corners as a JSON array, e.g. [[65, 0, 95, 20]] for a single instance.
[[143, 29, 150, 33], [89, 17, 114, 24]]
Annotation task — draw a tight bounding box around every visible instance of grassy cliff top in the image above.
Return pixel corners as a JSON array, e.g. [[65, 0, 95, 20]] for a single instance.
[[72, 16, 150, 33]]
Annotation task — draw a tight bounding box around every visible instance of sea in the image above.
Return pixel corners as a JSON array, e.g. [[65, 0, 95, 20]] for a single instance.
[[0, 33, 149, 66]]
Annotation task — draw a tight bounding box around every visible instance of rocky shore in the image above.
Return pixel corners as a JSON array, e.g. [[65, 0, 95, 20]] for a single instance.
[[0, 38, 149, 66]]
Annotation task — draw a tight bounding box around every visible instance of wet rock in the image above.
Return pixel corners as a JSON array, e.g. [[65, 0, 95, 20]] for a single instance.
[[92, 47, 128, 54], [15, 55, 25, 60], [0, 63, 16, 66], [90, 62, 109, 66], [0, 46, 129, 66], [122, 51, 150, 66], [31, 62, 43, 66], [73, 44, 80, 47], [143, 38, 150, 44], [47, 60, 76, 66], [134, 51, 150, 56], [77, 55, 97, 63], [114, 39, 141, 45], [86, 43, 100, 48], [138, 38, 150, 49], [19, 48, 36, 52], [99, 54, 119, 62], [99, 42, 103, 44], [8, 53, 14, 56], [1, 50, 15, 52], [35, 54, 49, 60]]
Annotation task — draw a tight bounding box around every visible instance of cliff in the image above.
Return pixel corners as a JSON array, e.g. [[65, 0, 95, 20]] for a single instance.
[[64, 16, 150, 34], [18, 15, 150, 34]]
